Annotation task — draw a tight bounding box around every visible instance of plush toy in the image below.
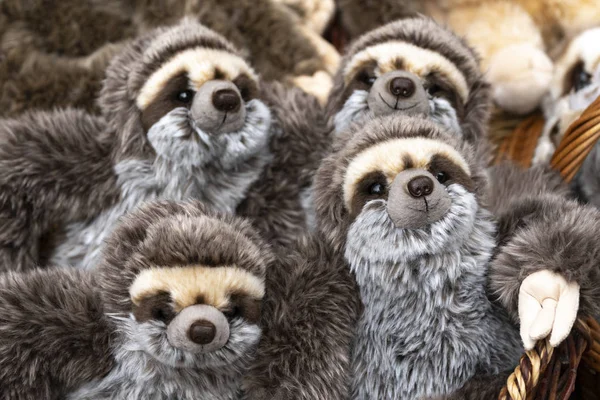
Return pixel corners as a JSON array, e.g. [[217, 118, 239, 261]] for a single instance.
[[533, 28, 600, 211], [0, 20, 327, 272], [335, 0, 600, 116], [244, 114, 600, 400], [0, 200, 272, 400], [0, 0, 339, 117], [326, 18, 491, 145]]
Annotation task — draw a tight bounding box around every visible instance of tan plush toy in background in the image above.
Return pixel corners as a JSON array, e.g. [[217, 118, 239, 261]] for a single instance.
[[336, 0, 600, 115]]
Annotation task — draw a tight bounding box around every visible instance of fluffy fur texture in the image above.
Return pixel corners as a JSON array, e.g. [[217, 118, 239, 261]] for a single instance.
[[327, 18, 491, 146], [0, 200, 273, 400], [336, 0, 600, 114], [0, 0, 339, 117], [246, 115, 600, 399], [236, 81, 331, 247], [0, 20, 321, 271]]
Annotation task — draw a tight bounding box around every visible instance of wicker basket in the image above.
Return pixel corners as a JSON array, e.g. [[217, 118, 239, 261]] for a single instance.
[[496, 96, 600, 399]]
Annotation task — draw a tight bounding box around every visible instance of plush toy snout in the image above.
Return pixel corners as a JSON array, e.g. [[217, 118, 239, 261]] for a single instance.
[[167, 304, 230, 353], [367, 70, 430, 118], [386, 169, 451, 229], [191, 80, 247, 134]]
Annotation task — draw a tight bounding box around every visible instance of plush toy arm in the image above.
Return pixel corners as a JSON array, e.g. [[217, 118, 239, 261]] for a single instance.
[[0, 268, 114, 399], [242, 236, 361, 400], [488, 164, 600, 344], [238, 83, 330, 246], [423, 371, 511, 400], [0, 108, 118, 271]]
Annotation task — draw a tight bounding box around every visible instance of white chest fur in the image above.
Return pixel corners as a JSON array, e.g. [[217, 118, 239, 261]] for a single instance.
[[49, 156, 260, 270]]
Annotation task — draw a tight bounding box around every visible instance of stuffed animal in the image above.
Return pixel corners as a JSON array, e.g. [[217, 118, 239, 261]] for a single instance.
[[244, 115, 600, 400], [533, 28, 600, 211], [335, 0, 600, 116], [327, 18, 491, 145], [0, 20, 327, 272], [0, 0, 339, 117], [0, 200, 273, 400]]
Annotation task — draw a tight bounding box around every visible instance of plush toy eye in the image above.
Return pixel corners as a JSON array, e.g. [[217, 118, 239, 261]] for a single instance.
[[152, 305, 175, 323], [357, 70, 377, 86], [428, 84, 443, 96], [436, 172, 448, 184], [368, 182, 386, 195], [573, 68, 592, 92], [223, 305, 242, 320], [176, 90, 195, 104]]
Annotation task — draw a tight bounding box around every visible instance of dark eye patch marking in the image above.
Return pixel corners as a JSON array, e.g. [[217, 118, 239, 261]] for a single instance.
[[214, 68, 226, 81], [233, 74, 258, 102], [425, 72, 464, 118], [563, 61, 593, 95], [133, 291, 176, 324], [222, 292, 262, 324], [336, 60, 379, 111], [428, 154, 473, 192], [350, 170, 389, 218], [140, 72, 191, 132]]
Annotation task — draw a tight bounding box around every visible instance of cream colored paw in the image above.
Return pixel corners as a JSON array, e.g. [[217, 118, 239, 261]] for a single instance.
[[292, 70, 333, 105], [487, 44, 553, 115], [518, 270, 579, 350]]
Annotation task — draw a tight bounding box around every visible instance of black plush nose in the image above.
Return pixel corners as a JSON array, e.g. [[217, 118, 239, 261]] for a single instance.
[[188, 320, 216, 345], [212, 89, 241, 113], [389, 77, 416, 98], [407, 175, 434, 198]]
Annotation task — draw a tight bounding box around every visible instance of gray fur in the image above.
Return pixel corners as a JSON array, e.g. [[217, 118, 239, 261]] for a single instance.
[[347, 184, 521, 399], [0, 200, 272, 400], [573, 141, 600, 209], [50, 102, 271, 269], [70, 316, 261, 400], [333, 89, 462, 137]]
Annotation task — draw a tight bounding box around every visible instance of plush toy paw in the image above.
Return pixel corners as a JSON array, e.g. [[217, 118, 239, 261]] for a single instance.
[[487, 44, 553, 115], [532, 135, 556, 165], [518, 269, 580, 350], [292, 70, 333, 105]]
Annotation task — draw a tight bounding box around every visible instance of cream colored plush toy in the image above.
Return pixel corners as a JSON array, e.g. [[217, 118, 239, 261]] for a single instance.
[[427, 0, 600, 115]]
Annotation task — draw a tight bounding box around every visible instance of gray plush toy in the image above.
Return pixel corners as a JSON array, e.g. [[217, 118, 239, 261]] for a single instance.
[[0, 19, 327, 272], [326, 17, 491, 145], [0, 200, 273, 400], [244, 114, 600, 400]]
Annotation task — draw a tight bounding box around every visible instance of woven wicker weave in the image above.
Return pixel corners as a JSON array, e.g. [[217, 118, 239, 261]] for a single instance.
[[496, 95, 600, 399]]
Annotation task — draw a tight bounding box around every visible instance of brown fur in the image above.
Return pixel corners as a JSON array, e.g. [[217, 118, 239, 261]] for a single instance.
[[0, 108, 118, 271], [0, 200, 272, 400], [0, 0, 336, 118], [237, 81, 331, 247]]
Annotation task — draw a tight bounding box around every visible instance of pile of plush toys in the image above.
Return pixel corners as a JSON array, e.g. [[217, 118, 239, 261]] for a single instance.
[[1, 1, 600, 399]]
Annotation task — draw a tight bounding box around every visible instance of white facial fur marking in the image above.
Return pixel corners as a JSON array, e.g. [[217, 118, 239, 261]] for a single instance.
[[344, 41, 469, 103], [136, 48, 258, 110], [551, 28, 600, 99], [130, 265, 265, 311], [343, 138, 470, 209]]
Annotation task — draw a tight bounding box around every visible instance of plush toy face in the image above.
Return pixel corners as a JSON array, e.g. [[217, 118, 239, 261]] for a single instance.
[[136, 47, 271, 168], [342, 136, 478, 265], [545, 28, 600, 142], [332, 41, 469, 136], [128, 265, 264, 369]]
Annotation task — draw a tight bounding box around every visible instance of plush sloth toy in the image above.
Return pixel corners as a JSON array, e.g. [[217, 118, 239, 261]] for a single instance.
[[326, 17, 490, 145], [0, 19, 326, 271], [244, 115, 600, 399], [0, 200, 273, 400]]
